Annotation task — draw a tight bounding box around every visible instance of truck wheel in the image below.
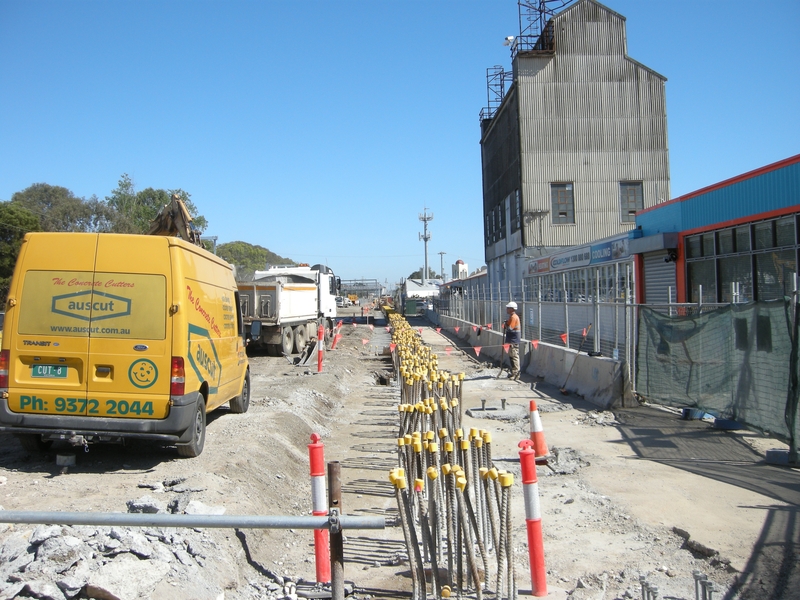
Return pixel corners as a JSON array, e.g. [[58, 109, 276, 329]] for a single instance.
[[177, 399, 206, 458], [293, 325, 308, 353], [281, 327, 294, 355], [229, 370, 250, 414], [16, 434, 51, 453]]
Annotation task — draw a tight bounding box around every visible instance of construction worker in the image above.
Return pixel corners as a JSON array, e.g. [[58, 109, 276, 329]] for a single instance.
[[503, 301, 521, 379]]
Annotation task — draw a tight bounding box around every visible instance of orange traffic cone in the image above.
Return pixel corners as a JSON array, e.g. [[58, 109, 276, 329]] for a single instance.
[[529, 400, 550, 464]]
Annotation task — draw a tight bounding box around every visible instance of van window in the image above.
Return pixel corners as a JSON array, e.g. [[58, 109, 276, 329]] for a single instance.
[[19, 271, 167, 340]]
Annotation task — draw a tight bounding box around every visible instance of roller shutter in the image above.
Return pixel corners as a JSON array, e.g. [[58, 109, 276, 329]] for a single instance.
[[642, 252, 676, 304]]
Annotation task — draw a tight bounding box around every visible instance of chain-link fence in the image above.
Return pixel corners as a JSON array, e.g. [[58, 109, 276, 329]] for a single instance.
[[435, 294, 798, 455], [436, 293, 638, 382]]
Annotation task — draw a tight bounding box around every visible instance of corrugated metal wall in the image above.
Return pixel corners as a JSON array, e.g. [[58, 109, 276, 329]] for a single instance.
[[481, 89, 521, 259], [512, 0, 670, 248]]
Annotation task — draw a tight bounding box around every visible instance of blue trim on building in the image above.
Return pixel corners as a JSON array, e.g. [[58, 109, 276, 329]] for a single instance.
[[637, 155, 800, 236]]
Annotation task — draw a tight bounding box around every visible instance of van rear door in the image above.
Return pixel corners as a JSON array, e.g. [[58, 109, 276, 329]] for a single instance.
[[86, 235, 172, 420], [9, 234, 98, 417]]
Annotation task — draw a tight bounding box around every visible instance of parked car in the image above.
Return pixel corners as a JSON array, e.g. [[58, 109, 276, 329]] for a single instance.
[[335, 296, 346, 308]]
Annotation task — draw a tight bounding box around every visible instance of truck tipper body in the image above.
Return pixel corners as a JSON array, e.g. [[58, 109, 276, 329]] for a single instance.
[[0, 232, 250, 457], [238, 264, 338, 356]]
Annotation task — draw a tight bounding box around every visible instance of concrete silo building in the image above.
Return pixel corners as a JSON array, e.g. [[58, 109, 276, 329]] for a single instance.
[[480, 0, 670, 294]]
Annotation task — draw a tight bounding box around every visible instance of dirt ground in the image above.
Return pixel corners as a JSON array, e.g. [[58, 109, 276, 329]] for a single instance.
[[0, 306, 797, 600]]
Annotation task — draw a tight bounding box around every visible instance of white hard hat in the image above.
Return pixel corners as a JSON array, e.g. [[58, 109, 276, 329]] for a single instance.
[[506, 301, 517, 309]]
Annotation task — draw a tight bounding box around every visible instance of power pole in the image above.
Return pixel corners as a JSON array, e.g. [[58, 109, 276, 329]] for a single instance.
[[418, 208, 433, 285], [438, 251, 447, 283]]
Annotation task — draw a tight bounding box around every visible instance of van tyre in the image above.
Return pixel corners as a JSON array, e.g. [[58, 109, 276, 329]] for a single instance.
[[177, 399, 206, 458], [16, 434, 51, 453], [230, 370, 250, 414], [281, 327, 293, 355], [293, 325, 308, 354]]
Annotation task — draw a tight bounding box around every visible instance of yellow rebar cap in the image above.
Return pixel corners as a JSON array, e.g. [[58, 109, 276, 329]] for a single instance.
[[500, 472, 514, 487]]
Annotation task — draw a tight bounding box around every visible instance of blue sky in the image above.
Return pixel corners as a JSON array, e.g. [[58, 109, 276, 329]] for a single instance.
[[1, 0, 798, 287]]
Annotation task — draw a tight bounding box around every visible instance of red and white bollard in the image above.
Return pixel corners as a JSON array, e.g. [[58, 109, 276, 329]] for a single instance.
[[317, 324, 324, 373], [518, 439, 547, 596], [330, 321, 343, 350], [529, 400, 550, 464], [308, 433, 331, 583]]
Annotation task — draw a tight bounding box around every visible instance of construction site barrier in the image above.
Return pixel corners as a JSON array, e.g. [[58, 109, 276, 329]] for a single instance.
[[387, 310, 520, 600], [308, 433, 331, 583], [528, 400, 550, 464], [318, 324, 325, 373], [518, 440, 546, 597]]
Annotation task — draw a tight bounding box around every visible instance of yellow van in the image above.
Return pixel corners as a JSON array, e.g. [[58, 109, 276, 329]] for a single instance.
[[0, 232, 249, 457]]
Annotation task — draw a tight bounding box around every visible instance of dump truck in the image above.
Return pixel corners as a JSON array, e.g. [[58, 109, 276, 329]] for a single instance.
[[238, 264, 339, 356]]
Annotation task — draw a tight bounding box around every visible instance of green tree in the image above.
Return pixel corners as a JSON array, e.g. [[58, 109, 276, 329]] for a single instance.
[[11, 183, 115, 232], [106, 174, 207, 234], [0, 202, 41, 300], [408, 267, 439, 280], [217, 241, 294, 281]]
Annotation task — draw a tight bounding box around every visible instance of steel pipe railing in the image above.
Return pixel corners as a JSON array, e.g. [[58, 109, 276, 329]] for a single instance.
[[0, 510, 385, 530]]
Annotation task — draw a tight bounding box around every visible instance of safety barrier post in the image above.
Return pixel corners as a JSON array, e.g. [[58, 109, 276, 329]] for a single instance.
[[308, 433, 330, 583], [518, 440, 546, 597], [529, 401, 550, 464], [317, 324, 325, 373]]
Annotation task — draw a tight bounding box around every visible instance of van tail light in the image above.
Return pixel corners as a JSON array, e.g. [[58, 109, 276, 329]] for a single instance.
[[170, 357, 185, 396], [0, 350, 8, 390]]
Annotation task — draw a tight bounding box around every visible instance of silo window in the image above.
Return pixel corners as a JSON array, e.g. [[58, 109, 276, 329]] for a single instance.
[[551, 183, 574, 224], [620, 182, 643, 223]]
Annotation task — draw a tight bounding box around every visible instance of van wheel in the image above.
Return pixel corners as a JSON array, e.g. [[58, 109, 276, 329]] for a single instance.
[[177, 400, 206, 458], [281, 327, 294, 355], [16, 434, 51, 453], [293, 325, 308, 353], [230, 370, 250, 414]]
